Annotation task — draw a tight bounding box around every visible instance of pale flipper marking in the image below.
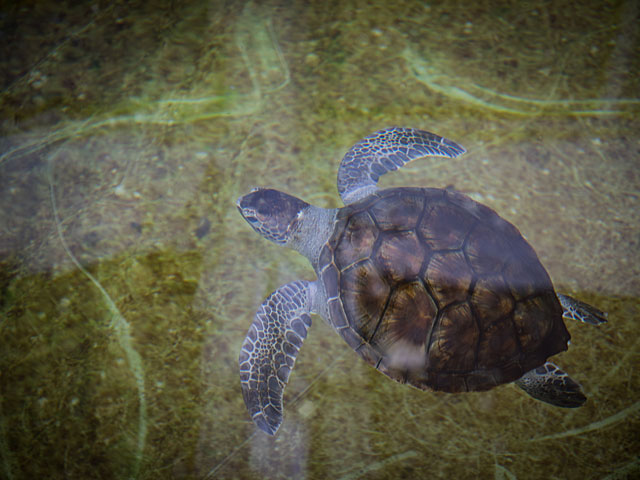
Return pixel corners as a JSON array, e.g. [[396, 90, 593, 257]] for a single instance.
[[558, 293, 608, 325], [515, 362, 586, 408], [337, 127, 466, 204], [239, 280, 313, 435]]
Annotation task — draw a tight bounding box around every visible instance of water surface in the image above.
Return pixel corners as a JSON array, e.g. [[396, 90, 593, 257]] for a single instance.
[[0, 1, 638, 479]]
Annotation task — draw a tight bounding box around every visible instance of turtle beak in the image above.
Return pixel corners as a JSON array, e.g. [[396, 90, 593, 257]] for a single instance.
[[236, 194, 258, 226], [236, 196, 250, 218]]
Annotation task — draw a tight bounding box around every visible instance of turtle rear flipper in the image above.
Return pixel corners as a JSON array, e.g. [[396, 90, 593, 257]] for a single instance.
[[515, 362, 586, 408], [239, 280, 313, 435], [557, 293, 608, 325]]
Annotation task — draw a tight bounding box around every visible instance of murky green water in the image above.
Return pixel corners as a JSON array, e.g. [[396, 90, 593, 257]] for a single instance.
[[0, 1, 638, 479]]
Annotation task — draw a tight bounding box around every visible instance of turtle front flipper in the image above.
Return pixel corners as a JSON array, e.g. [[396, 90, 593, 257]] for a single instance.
[[239, 280, 313, 435], [557, 293, 608, 325], [515, 362, 586, 408], [337, 127, 466, 204]]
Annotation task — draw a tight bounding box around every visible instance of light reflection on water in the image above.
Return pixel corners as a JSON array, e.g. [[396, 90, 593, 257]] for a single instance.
[[0, 1, 638, 479]]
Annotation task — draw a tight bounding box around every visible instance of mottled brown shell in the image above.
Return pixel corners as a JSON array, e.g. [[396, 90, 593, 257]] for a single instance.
[[317, 187, 569, 393]]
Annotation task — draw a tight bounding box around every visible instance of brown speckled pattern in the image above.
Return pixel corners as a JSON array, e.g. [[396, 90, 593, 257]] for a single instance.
[[318, 187, 569, 393]]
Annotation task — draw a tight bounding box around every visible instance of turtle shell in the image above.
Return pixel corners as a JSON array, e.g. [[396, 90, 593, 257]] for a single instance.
[[317, 187, 569, 393]]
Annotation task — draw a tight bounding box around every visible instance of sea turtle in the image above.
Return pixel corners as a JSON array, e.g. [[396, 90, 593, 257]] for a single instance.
[[237, 127, 607, 435]]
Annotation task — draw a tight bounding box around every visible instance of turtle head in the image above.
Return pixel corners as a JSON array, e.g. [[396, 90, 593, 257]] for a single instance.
[[237, 188, 310, 245]]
